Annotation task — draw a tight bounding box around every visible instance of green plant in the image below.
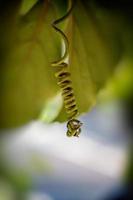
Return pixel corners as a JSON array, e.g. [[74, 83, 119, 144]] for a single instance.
[[1, 0, 133, 128]]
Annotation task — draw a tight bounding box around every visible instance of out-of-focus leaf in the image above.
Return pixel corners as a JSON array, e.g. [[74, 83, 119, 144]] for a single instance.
[[20, 0, 38, 15], [98, 57, 133, 103], [0, 0, 61, 128], [39, 92, 63, 123]]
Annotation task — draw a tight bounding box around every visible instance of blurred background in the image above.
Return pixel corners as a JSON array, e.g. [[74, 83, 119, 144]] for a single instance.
[[0, 100, 131, 200]]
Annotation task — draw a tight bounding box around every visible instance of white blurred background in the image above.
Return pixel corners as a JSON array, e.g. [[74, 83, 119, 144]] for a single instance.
[[0, 101, 130, 200]]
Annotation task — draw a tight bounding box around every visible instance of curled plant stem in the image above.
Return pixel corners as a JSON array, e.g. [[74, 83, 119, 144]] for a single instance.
[[51, 0, 83, 137]]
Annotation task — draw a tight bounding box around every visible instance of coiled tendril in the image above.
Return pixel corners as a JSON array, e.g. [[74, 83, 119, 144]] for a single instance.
[[51, 0, 82, 137]]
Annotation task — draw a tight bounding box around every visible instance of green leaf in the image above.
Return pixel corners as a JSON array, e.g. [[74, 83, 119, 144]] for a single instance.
[[98, 57, 133, 103], [0, 0, 61, 128], [20, 0, 38, 15], [56, 0, 124, 121]]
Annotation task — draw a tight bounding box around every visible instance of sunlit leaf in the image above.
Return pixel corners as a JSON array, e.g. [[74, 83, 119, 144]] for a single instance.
[[0, 0, 61, 128], [0, 0, 133, 128], [56, 0, 124, 121]]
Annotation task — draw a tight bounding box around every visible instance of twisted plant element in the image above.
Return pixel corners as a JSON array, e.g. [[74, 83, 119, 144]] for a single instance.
[[51, 0, 83, 137]]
